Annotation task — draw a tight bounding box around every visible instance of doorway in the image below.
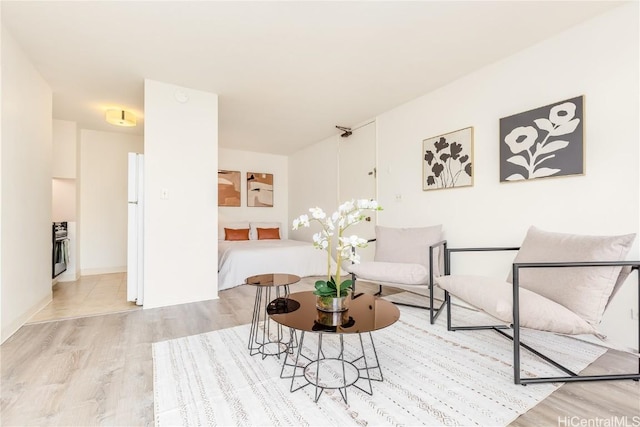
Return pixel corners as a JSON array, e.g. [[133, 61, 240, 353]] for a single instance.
[[338, 121, 377, 262], [27, 272, 140, 323]]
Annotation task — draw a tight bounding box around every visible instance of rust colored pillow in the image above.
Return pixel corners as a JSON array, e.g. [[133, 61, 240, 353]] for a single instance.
[[225, 228, 250, 241], [257, 227, 280, 240]]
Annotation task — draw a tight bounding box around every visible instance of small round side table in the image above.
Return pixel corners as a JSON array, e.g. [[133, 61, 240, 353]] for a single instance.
[[244, 273, 301, 359]]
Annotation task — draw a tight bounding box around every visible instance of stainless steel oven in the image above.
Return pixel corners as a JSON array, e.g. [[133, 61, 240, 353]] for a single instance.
[[52, 221, 69, 279]]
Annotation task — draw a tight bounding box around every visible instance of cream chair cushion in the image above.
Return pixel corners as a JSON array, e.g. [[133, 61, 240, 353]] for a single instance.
[[348, 262, 429, 286], [507, 226, 636, 324], [435, 275, 599, 336]]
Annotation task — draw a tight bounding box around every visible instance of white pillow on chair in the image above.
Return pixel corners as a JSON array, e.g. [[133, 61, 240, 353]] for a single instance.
[[507, 226, 635, 325]]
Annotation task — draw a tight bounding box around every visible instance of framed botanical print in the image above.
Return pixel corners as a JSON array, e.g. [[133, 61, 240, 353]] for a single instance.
[[423, 127, 474, 191], [500, 96, 584, 182]]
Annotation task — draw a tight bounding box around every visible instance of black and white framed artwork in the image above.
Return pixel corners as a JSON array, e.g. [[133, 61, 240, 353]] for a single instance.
[[423, 126, 474, 191], [499, 96, 584, 182]]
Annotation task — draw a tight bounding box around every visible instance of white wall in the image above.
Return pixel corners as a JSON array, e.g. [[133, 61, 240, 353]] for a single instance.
[[376, 3, 639, 348], [1, 28, 53, 343], [79, 129, 143, 275], [289, 134, 340, 243], [52, 119, 79, 281], [52, 178, 76, 221], [290, 4, 640, 349], [52, 119, 77, 178], [143, 79, 218, 309], [219, 148, 289, 238]]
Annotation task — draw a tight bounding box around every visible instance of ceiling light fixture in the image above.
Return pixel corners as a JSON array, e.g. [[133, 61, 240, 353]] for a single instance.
[[106, 109, 136, 127]]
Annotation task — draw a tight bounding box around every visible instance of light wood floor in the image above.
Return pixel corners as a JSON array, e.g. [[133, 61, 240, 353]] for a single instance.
[[28, 273, 140, 324], [1, 277, 638, 426]]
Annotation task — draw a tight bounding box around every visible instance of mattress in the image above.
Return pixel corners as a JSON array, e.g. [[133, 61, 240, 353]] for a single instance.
[[217, 239, 335, 291]]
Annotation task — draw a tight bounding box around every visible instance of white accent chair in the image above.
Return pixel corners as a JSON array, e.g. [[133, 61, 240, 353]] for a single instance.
[[347, 225, 447, 324], [435, 226, 639, 385]]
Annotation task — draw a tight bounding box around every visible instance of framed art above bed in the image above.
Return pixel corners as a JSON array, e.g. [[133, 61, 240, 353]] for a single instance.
[[247, 172, 273, 207], [218, 170, 241, 206]]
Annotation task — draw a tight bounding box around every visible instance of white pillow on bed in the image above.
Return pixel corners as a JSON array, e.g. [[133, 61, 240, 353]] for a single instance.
[[250, 222, 281, 240], [218, 222, 250, 240]]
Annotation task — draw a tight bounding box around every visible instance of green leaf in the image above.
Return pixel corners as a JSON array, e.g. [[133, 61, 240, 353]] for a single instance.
[[334, 279, 352, 297], [314, 280, 328, 290], [313, 286, 336, 297], [340, 279, 353, 289]]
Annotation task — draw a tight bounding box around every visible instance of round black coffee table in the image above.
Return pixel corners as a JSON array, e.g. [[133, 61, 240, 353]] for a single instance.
[[245, 273, 300, 358], [269, 291, 400, 403]]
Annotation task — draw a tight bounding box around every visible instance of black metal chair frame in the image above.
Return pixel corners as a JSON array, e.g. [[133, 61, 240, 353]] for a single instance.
[[443, 246, 640, 385], [351, 239, 447, 324]]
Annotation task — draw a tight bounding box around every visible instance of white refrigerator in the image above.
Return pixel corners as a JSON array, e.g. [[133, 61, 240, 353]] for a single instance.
[[127, 153, 144, 305]]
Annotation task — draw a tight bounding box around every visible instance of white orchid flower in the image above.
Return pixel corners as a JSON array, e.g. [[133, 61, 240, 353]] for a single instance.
[[342, 235, 367, 247], [292, 214, 310, 229], [322, 229, 334, 238], [292, 199, 381, 296], [356, 199, 377, 210], [355, 237, 368, 247], [338, 200, 354, 213], [312, 232, 329, 250], [292, 216, 308, 230], [309, 207, 326, 220], [326, 217, 335, 231], [346, 252, 361, 264]]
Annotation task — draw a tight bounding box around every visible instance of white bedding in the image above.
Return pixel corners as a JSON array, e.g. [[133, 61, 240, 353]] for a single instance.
[[218, 239, 335, 291]]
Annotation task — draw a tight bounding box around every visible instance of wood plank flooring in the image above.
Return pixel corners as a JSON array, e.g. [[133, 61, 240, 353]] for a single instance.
[[28, 273, 139, 324], [1, 276, 638, 426]]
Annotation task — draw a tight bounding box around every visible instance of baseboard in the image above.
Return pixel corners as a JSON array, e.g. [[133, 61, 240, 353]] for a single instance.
[[1, 293, 52, 344], [80, 266, 127, 276]]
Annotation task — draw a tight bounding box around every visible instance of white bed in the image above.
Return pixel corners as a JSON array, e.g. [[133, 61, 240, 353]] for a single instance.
[[218, 239, 335, 291]]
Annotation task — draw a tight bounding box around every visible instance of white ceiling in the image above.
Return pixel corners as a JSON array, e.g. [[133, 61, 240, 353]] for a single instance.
[[1, 1, 624, 155]]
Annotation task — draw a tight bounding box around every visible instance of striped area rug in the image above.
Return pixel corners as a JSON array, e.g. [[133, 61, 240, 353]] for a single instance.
[[153, 298, 606, 426]]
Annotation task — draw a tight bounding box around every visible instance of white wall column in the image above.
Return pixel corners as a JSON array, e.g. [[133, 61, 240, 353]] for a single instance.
[[1, 28, 53, 343], [143, 79, 219, 309]]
